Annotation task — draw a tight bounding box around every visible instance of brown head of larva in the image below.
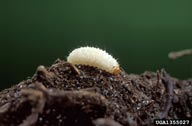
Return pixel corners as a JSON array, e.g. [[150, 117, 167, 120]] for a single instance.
[[112, 66, 121, 74]]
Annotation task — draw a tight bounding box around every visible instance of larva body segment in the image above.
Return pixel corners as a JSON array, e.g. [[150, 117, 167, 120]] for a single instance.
[[67, 47, 120, 74]]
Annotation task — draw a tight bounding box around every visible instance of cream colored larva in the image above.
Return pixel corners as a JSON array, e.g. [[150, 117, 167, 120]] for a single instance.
[[67, 46, 120, 74]]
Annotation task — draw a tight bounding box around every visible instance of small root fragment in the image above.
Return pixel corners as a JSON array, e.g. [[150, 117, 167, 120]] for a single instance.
[[168, 49, 192, 59], [93, 118, 123, 126], [159, 69, 174, 119]]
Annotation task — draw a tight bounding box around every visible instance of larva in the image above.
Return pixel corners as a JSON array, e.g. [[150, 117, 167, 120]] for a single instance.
[[67, 46, 120, 74]]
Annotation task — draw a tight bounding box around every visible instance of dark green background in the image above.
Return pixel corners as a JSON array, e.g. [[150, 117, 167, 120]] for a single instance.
[[1, 0, 192, 90]]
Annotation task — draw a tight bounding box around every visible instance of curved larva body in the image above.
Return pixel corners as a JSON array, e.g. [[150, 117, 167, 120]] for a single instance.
[[67, 47, 120, 74]]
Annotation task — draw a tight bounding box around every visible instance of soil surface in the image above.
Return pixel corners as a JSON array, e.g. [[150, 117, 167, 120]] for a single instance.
[[0, 59, 191, 126]]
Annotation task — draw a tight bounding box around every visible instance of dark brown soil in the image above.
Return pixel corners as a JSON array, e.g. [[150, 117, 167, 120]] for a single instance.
[[0, 59, 191, 126]]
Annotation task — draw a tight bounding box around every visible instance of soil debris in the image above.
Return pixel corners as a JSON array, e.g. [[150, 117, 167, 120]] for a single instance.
[[0, 59, 191, 126]]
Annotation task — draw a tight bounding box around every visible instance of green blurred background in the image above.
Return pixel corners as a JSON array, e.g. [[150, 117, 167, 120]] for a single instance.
[[1, 0, 192, 90]]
